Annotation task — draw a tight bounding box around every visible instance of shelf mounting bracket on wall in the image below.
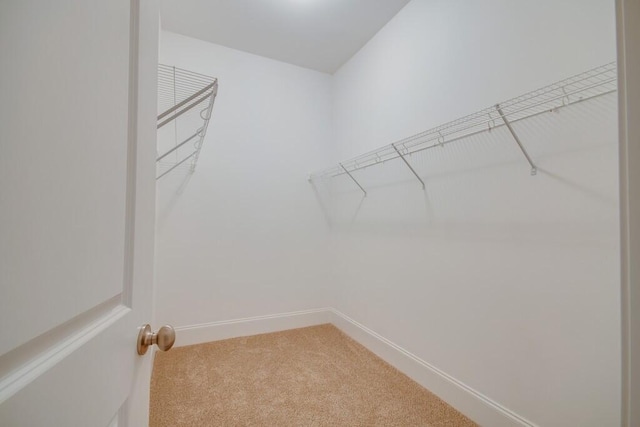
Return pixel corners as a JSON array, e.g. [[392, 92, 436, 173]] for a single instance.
[[495, 104, 537, 176], [392, 143, 425, 188], [340, 163, 367, 196]]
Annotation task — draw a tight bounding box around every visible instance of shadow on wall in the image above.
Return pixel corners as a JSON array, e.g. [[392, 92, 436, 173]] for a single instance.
[[156, 171, 194, 233], [310, 94, 619, 245]]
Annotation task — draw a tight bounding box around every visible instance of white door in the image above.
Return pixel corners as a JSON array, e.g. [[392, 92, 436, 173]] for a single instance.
[[0, 1, 159, 426]]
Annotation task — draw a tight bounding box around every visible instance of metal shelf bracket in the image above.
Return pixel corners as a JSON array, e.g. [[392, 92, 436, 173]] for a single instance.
[[340, 163, 367, 196], [392, 143, 425, 188], [495, 104, 538, 176]]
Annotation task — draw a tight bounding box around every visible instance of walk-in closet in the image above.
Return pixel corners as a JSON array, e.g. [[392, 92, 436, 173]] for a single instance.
[[2, 1, 639, 426]]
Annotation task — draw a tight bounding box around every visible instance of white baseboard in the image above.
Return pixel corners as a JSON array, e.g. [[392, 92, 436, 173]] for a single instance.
[[173, 307, 535, 427], [173, 308, 332, 347], [327, 309, 536, 427]]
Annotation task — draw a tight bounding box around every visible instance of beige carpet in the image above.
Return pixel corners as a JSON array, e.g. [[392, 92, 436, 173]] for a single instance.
[[150, 324, 477, 426]]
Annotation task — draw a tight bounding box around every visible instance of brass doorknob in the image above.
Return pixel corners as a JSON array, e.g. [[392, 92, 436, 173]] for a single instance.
[[137, 324, 176, 355]]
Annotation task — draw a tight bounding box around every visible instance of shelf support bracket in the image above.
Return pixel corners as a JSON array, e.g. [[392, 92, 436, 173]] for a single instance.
[[495, 104, 537, 176], [340, 163, 367, 196], [392, 143, 425, 188]]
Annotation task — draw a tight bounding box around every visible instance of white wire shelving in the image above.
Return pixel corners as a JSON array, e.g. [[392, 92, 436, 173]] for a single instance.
[[310, 62, 617, 195], [156, 64, 218, 180]]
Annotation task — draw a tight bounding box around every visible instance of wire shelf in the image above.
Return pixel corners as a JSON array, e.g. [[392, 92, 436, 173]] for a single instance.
[[310, 62, 617, 185], [156, 64, 218, 180]]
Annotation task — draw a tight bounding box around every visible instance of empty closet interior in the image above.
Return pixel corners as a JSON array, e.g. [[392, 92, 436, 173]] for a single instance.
[[154, 1, 620, 426]]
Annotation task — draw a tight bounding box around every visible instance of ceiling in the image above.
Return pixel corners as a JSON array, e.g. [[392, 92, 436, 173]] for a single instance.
[[159, 0, 411, 74]]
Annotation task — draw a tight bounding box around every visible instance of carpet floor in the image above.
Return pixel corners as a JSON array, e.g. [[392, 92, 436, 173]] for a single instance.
[[150, 324, 477, 426]]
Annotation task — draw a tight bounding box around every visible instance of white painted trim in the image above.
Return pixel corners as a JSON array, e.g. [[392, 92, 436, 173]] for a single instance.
[[327, 309, 536, 427], [173, 308, 332, 347], [172, 307, 534, 426], [616, 1, 640, 425]]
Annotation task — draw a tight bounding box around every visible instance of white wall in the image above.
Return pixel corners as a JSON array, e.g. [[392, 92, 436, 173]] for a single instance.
[[324, 1, 620, 426], [156, 1, 622, 425], [155, 32, 333, 329]]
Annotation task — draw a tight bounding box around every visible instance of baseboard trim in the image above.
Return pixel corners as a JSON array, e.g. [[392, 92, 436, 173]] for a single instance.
[[173, 308, 332, 347], [173, 307, 535, 427], [328, 309, 536, 427]]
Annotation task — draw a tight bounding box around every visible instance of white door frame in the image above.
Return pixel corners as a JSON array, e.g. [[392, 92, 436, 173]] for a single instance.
[[125, 0, 160, 425], [616, 0, 640, 426]]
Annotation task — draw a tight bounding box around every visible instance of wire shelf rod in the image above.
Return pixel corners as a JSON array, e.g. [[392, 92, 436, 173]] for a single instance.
[[390, 77, 615, 153], [326, 87, 616, 179], [312, 62, 616, 180], [393, 88, 615, 160], [157, 81, 216, 122], [156, 64, 218, 180], [393, 72, 616, 149], [157, 97, 210, 110], [157, 151, 198, 180], [157, 86, 217, 129], [156, 129, 202, 162]]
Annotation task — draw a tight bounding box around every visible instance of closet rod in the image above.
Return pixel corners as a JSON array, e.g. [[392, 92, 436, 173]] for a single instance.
[[157, 151, 197, 180], [156, 64, 219, 180], [324, 87, 615, 179], [157, 82, 217, 129], [156, 129, 201, 162], [310, 62, 617, 182]]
